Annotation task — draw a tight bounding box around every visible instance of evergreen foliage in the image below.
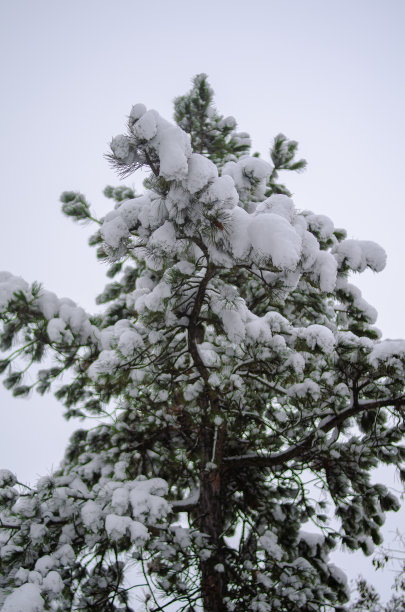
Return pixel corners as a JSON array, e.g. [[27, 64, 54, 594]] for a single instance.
[[173, 74, 251, 166], [1, 75, 405, 611], [351, 574, 405, 611]]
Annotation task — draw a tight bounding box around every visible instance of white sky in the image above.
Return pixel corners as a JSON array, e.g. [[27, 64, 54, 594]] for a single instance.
[[0, 0, 404, 603]]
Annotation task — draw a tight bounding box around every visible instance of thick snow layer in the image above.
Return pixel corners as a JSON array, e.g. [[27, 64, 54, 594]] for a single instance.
[[184, 154, 218, 194], [266, 311, 291, 334], [220, 309, 246, 342], [53, 544, 75, 566], [2, 276, 98, 346], [36, 291, 59, 319], [27, 572, 41, 586], [328, 564, 348, 587], [2, 583, 45, 612], [248, 214, 301, 269], [129, 477, 170, 523], [128, 107, 193, 180], [239, 156, 273, 180], [101, 214, 129, 249], [171, 526, 192, 548], [46, 318, 66, 343], [0, 469, 17, 487], [111, 487, 130, 515], [197, 342, 221, 367], [223, 156, 273, 199], [219, 115, 237, 129], [201, 175, 239, 210], [256, 572, 273, 589], [298, 531, 324, 553], [256, 194, 295, 222], [132, 109, 158, 141], [34, 555, 55, 576], [334, 239, 386, 272], [135, 281, 171, 313], [305, 213, 334, 240], [245, 316, 273, 345], [29, 524, 46, 544], [128, 520, 149, 545], [313, 251, 337, 292], [105, 514, 133, 540], [336, 279, 378, 324], [157, 122, 191, 180], [300, 230, 319, 269], [288, 379, 321, 399], [0, 272, 29, 309], [81, 500, 103, 531], [42, 571, 63, 594], [149, 221, 177, 252], [138, 197, 169, 231], [110, 134, 131, 161], [87, 350, 119, 379], [11, 497, 36, 518], [227, 206, 251, 259], [368, 339, 405, 367], [59, 303, 88, 336], [299, 324, 336, 353], [117, 329, 144, 355], [129, 103, 147, 122], [258, 530, 283, 561], [118, 196, 145, 228]]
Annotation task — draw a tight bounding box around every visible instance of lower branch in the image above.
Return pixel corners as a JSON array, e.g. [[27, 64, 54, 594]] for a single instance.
[[223, 396, 405, 470]]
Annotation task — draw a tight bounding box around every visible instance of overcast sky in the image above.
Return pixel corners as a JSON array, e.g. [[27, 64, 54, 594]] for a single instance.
[[1, 0, 405, 602]]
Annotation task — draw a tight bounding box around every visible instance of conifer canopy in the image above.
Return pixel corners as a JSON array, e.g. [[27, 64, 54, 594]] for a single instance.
[[1, 75, 405, 611]]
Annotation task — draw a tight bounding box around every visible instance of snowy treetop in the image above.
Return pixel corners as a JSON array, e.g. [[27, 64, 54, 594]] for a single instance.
[[0, 75, 404, 611]]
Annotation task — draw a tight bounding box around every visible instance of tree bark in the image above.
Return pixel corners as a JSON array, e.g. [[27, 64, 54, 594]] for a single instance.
[[187, 259, 227, 610], [198, 425, 227, 612]]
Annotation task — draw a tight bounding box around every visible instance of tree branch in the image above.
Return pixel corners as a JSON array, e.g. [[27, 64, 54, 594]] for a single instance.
[[0, 519, 21, 530], [144, 149, 160, 177], [224, 395, 405, 470], [171, 488, 200, 512], [187, 262, 215, 383]]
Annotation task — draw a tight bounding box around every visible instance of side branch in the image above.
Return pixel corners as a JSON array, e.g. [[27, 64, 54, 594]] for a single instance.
[[224, 396, 405, 470], [187, 262, 215, 383], [171, 488, 200, 512]]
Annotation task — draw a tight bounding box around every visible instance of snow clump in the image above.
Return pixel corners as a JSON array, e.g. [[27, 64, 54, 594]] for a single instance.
[[2, 583, 45, 612], [334, 239, 386, 272]]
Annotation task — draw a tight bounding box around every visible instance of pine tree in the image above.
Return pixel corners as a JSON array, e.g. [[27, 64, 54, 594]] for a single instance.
[[1, 74, 405, 611]]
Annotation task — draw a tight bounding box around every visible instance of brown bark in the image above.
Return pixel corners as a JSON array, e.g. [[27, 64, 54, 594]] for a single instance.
[[198, 426, 227, 612], [187, 259, 227, 609]]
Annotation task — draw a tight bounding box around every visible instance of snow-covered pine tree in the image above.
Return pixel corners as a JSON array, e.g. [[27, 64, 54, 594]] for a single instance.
[[1, 74, 405, 611]]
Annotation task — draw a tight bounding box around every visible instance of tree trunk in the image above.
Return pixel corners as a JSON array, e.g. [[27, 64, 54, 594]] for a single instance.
[[198, 426, 227, 612]]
